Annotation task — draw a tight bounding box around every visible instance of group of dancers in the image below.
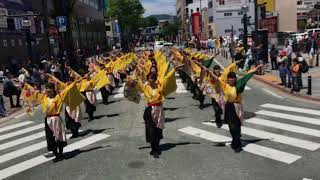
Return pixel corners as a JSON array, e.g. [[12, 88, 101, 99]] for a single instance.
[[20, 48, 261, 161]]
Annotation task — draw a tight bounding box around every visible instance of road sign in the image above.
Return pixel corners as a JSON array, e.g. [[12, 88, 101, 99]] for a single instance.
[[56, 16, 67, 32]]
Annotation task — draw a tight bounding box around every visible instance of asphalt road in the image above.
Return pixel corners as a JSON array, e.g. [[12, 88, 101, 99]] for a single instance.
[[0, 70, 318, 180]]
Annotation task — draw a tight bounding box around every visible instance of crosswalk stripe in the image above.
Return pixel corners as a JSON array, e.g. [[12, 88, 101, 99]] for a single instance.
[[0, 121, 33, 134], [246, 118, 320, 138], [256, 110, 320, 126], [245, 86, 251, 90], [96, 92, 102, 101], [0, 131, 45, 151], [261, 103, 320, 116], [0, 134, 72, 164], [179, 126, 301, 164], [0, 133, 110, 180], [203, 122, 320, 151], [0, 124, 44, 142]]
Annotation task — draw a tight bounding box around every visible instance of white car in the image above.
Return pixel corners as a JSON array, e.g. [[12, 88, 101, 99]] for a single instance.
[[154, 41, 173, 50]]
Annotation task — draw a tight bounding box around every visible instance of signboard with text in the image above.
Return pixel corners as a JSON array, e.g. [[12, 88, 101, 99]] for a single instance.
[[191, 12, 201, 37], [56, 16, 67, 32], [259, 16, 278, 38]]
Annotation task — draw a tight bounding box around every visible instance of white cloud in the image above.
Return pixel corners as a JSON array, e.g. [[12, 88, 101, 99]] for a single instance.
[[141, 0, 176, 16]]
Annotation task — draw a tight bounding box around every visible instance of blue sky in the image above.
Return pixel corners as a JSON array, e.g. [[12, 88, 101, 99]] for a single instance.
[[140, 0, 176, 16]]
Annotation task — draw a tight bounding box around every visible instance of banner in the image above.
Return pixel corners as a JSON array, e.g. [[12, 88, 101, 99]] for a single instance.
[[259, 16, 278, 38], [191, 12, 201, 36]]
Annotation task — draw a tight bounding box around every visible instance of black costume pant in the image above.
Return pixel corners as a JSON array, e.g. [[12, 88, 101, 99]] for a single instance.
[[99, 87, 109, 104], [65, 109, 81, 137], [224, 102, 242, 149], [212, 98, 222, 126], [143, 106, 163, 152], [45, 118, 67, 157], [81, 92, 96, 120]]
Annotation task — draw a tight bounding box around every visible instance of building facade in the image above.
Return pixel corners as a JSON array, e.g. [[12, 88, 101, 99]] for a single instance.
[[207, 0, 255, 37], [0, 0, 106, 66], [187, 0, 209, 39]]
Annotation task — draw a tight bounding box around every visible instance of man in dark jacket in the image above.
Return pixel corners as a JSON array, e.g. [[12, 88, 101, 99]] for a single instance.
[[3, 73, 21, 108]]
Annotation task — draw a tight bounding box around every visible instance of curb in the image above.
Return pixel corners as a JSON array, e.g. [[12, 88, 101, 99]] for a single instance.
[[253, 75, 320, 102], [0, 108, 25, 125]]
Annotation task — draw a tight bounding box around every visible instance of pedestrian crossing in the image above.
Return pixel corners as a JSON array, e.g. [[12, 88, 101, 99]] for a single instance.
[[178, 103, 320, 164], [0, 120, 110, 179]]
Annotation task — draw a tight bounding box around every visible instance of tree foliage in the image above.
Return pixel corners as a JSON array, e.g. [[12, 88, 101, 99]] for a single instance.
[[107, 0, 145, 48], [143, 16, 159, 27], [161, 20, 181, 37]]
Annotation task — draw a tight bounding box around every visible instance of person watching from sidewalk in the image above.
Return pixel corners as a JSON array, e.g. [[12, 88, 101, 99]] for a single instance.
[[291, 58, 301, 93], [3, 72, 21, 108], [270, 45, 279, 70], [285, 42, 293, 68], [309, 36, 318, 68], [279, 61, 289, 87]]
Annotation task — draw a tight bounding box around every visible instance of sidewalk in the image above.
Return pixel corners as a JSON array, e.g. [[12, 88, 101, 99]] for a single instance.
[[214, 52, 320, 102]]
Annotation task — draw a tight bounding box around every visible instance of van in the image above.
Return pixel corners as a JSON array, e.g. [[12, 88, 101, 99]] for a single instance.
[[307, 28, 320, 37]]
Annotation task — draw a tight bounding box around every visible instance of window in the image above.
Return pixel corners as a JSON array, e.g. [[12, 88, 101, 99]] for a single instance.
[[84, 0, 89, 4], [238, 11, 243, 15], [18, 39, 23, 46], [2, 40, 7, 47], [224, 29, 233, 33], [224, 13, 232, 16], [197, 8, 199, 12], [191, 9, 193, 13], [218, 0, 225, 5], [208, 1, 213, 8], [238, 28, 243, 32], [11, 39, 15, 47], [297, 1, 302, 5], [106, 26, 111, 31], [209, 16, 214, 23]]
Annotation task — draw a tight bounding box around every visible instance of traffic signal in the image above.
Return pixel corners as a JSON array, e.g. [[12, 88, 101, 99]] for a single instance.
[[260, 5, 266, 19]]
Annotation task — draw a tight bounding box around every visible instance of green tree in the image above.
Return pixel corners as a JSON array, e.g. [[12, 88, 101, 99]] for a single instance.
[[161, 20, 181, 42], [144, 16, 159, 27], [107, 0, 145, 50]]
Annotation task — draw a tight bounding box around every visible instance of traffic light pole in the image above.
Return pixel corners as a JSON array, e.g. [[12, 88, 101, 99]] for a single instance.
[[254, 0, 258, 31], [24, 29, 33, 62], [243, 13, 248, 52]]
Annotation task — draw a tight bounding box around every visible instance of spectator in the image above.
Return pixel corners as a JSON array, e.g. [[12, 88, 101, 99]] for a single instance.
[[309, 37, 318, 68], [285, 42, 293, 67], [0, 95, 6, 117], [270, 44, 279, 70], [279, 61, 289, 86], [3, 73, 21, 108], [291, 58, 300, 93]]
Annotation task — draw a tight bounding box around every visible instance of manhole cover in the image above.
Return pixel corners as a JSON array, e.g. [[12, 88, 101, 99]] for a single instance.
[[128, 161, 145, 169]]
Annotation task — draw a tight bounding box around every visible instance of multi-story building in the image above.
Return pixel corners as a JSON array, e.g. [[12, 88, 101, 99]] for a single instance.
[[176, 0, 193, 42], [297, 0, 320, 31], [207, 0, 255, 37], [187, 0, 209, 39], [0, 0, 106, 66]]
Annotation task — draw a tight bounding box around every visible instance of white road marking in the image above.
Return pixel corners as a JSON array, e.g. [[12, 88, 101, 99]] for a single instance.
[[96, 92, 102, 101], [262, 88, 283, 99], [213, 59, 226, 70], [302, 178, 312, 180], [176, 80, 188, 94], [0, 134, 110, 180], [113, 84, 125, 99], [15, 113, 27, 119], [0, 124, 44, 142], [261, 103, 320, 116], [179, 126, 300, 164], [245, 86, 252, 90], [256, 110, 320, 126], [0, 121, 33, 134], [203, 122, 320, 151], [0, 131, 45, 151], [0, 134, 72, 164], [246, 118, 320, 138]]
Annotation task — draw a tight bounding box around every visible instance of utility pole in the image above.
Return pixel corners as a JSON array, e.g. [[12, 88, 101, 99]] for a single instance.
[[200, 0, 202, 39], [254, 0, 258, 31], [42, 0, 51, 57], [243, 12, 248, 52]]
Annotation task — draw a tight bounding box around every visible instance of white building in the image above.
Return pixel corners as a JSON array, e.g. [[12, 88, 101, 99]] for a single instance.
[[187, 0, 209, 39], [207, 0, 255, 37]]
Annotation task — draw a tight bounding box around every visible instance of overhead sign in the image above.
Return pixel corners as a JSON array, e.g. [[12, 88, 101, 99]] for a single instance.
[[0, 8, 8, 28], [56, 16, 67, 32], [257, 0, 275, 12]]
